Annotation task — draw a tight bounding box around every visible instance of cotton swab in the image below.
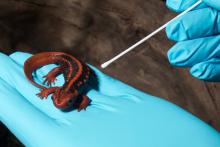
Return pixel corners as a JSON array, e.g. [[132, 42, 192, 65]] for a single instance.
[[101, 0, 202, 68]]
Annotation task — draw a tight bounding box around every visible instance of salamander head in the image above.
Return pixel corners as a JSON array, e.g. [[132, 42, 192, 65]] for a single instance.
[[52, 89, 79, 110]]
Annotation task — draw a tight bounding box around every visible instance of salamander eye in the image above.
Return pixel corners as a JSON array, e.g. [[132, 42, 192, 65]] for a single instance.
[[68, 99, 73, 105]]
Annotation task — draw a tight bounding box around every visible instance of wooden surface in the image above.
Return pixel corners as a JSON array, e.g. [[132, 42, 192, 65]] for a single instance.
[[0, 0, 219, 146]]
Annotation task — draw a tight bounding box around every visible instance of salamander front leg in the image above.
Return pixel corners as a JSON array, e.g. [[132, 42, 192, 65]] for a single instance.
[[77, 95, 91, 112]]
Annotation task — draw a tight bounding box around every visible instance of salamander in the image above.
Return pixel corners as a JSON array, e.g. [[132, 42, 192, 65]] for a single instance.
[[24, 52, 93, 111]]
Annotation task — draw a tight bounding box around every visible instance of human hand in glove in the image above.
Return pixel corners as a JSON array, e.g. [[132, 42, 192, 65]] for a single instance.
[[166, 0, 220, 81]]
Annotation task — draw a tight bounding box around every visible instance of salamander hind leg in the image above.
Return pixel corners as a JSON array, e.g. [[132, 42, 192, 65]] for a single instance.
[[43, 66, 63, 86], [77, 95, 91, 112]]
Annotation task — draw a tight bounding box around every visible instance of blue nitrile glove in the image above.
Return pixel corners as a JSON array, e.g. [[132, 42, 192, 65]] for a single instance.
[[0, 52, 219, 147], [166, 0, 220, 81]]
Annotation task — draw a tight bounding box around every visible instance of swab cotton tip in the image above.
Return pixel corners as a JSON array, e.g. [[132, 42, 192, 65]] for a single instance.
[[101, 62, 110, 68]]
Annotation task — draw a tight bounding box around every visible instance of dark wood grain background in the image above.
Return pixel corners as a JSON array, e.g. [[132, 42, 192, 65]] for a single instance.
[[0, 0, 219, 146]]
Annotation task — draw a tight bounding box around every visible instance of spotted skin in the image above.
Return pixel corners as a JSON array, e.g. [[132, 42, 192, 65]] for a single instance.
[[24, 52, 93, 111]]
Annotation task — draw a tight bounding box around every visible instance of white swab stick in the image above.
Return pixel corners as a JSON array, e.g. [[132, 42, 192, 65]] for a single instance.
[[101, 0, 202, 68]]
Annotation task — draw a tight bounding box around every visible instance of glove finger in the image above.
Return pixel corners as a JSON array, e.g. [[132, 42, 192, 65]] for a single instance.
[[0, 52, 27, 87], [9, 51, 32, 65], [203, 0, 220, 10], [166, 0, 206, 13], [190, 58, 220, 81], [166, 7, 220, 41], [167, 35, 220, 67]]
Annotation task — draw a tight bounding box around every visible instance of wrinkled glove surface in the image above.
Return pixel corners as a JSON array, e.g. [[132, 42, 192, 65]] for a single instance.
[[166, 0, 220, 81]]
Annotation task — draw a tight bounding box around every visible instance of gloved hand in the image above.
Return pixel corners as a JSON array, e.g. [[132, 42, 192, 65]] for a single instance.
[[0, 52, 219, 147], [166, 0, 220, 81]]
